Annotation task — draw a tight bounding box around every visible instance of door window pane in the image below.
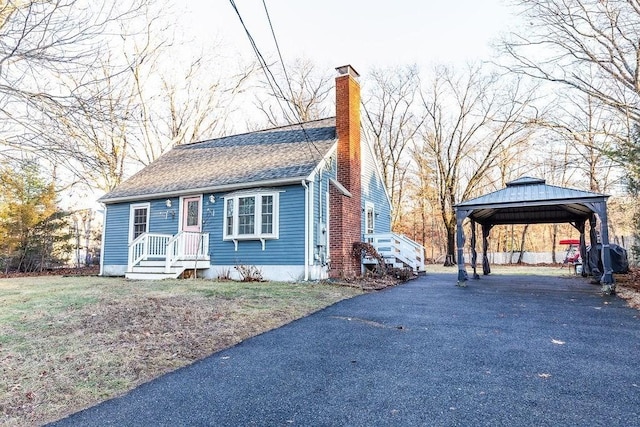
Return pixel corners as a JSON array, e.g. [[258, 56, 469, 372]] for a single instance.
[[186, 200, 199, 227], [366, 206, 374, 234]]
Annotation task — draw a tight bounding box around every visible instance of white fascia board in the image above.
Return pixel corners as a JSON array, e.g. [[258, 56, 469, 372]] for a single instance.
[[99, 176, 309, 204], [308, 141, 338, 180]]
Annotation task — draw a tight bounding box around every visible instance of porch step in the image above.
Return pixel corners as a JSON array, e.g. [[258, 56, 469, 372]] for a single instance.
[[126, 271, 183, 280], [363, 256, 423, 273], [129, 266, 184, 274], [126, 260, 212, 280], [137, 259, 210, 269]]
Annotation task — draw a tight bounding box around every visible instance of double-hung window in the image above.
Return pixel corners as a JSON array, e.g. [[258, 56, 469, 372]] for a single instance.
[[224, 191, 279, 240]]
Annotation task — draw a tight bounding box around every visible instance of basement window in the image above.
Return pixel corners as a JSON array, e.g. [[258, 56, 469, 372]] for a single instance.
[[223, 191, 279, 240]]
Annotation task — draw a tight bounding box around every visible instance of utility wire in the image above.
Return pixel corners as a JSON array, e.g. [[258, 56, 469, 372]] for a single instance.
[[261, 0, 322, 158], [229, 0, 324, 159], [261, 0, 295, 116], [228, 0, 295, 124]]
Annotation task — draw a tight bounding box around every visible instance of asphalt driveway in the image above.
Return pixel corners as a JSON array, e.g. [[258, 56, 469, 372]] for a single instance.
[[51, 272, 640, 426]]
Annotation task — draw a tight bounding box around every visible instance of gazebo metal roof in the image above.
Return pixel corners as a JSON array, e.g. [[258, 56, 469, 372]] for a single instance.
[[454, 177, 609, 225]]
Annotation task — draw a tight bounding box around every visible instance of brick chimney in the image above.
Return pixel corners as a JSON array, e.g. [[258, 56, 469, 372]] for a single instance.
[[329, 65, 362, 278]]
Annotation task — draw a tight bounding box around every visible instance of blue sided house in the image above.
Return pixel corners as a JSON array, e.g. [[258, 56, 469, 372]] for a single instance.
[[99, 65, 425, 280]]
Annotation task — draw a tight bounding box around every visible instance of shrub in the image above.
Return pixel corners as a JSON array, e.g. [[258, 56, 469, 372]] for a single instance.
[[234, 264, 264, 282]]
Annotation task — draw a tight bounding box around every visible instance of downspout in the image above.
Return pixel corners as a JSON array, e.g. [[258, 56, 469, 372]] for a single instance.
[[302, 180, 309, 281]]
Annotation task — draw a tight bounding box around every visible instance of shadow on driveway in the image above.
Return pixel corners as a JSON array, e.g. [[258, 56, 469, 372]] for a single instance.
[[51, 272, 640, 426]]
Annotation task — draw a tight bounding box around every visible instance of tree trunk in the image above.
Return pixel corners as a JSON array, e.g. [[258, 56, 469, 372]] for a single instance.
[[444, 221, 456, 266], [551, 224, 558, 264], [517, 224, 529, 264]]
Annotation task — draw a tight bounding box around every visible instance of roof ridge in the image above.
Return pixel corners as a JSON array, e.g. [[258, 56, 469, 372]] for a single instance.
[[180, 117, 337, 147]]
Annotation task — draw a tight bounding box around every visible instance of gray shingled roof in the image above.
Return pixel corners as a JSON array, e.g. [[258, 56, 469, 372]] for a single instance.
[[455, 177, 609, 225], [100, 118, 337, 203]]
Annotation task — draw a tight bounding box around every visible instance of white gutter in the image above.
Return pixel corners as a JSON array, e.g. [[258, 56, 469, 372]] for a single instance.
[[99, 176, 311, 204], [301, 180, 309, 281]]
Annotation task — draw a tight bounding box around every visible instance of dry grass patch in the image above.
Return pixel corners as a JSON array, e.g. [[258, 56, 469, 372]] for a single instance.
[[613, 268, 640, 309], [424, 263, 570, 276], [0, 276, 362, 426]]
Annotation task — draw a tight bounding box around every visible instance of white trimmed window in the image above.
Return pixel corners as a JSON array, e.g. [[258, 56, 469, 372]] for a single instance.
[[224, 191, 279, 240], [129, 203, 150, 242], [365, 202, 375, 234]]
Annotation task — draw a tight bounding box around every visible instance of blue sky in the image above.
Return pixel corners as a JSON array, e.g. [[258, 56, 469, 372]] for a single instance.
[[183, 0, 518, 71]]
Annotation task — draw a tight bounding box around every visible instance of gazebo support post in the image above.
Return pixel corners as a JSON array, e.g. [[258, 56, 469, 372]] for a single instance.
[[597, 207, 614, 292], [587, 214, 602, 282], [586, 202, 615, 293], [470, 220, 479, 279], [571, 220, 587, 277], [481, 224, 492, 276], [456, 209, 468, 285]]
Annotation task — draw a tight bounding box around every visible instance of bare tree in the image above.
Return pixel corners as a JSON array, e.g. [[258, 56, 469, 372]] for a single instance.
[[255, 57, 333, 126], [43, 56, 138, 192], [415, 64, 539, 265], [362, 65, 422, 228], [129, 54, 257, 166], [0, 0, 154, 192], [0, 1, 149, 149], [0, 0, 256, 193], [539, 93, 621, 193], [502, 0, 640, 123]]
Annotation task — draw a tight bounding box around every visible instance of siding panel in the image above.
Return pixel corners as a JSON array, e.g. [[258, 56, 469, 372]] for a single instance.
[[209, 185, 306, 266], [103, 198, 181, 266], [361, 139, 392, 234], [102, 203, 130, 265]]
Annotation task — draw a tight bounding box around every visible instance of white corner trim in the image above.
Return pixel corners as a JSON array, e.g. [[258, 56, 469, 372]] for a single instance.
[[99, 204, 107, 276]]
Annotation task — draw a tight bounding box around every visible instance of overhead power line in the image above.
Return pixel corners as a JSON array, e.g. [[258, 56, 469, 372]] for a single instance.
[[228, 0, 324, 159]]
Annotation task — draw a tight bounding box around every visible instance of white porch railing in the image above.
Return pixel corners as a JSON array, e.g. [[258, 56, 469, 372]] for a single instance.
[[128, 232, 210, 272], [128, 233, 172, 267], [364, 233, 426, 272], [165, 232, 210, 273]]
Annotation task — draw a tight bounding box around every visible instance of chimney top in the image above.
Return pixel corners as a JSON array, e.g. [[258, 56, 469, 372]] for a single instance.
[[335, 64, 360, 80]]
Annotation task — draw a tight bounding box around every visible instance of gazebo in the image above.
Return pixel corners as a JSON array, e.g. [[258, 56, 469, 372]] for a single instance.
[[454, 177, 614, 293]]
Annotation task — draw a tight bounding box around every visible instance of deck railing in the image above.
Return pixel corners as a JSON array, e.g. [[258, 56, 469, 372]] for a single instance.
[[363, 233, 426, 272], [128, 233, 172, 267], [165, 232, 209, 273], [128, 232, 209, 272]]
